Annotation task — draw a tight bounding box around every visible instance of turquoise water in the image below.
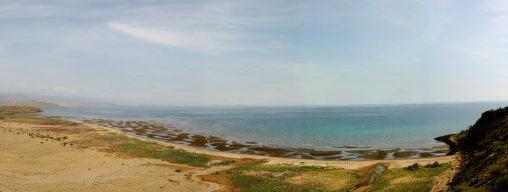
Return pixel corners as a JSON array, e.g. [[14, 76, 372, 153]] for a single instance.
[[42, 101, 508, 150]]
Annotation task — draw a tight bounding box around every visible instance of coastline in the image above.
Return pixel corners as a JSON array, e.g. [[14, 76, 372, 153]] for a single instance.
[[0, 117, 459, 191], [59, 117, 455, 161], [40, 104, 479, 161], [82, 120, 458, 169]]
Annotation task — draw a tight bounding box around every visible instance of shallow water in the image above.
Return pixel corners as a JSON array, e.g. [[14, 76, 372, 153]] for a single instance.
[[41, 101, 508, 160], [370, 165, 387, 184]]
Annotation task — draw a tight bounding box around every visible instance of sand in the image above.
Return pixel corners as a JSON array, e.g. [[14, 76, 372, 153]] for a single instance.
[[0, 120, 458, 191], [0, 121, 220, 192]]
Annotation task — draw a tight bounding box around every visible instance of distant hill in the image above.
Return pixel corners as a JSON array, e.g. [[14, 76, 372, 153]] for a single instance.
[[451, 106, 508, 191], [0, 96, 17, 105], [0, 95, 118, 108], [48, 100, 116, 108], [0, 106, 43, 113], [2, 101, 62, 108]]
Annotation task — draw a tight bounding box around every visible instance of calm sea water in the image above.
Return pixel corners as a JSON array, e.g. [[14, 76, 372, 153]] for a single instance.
[[41, 102, 508, 150]]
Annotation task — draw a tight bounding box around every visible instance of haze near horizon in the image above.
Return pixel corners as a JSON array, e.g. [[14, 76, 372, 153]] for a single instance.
[[1, 0, 508, 106]]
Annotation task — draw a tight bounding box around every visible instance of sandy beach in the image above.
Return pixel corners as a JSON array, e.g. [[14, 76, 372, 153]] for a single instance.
[[0, 118, 459, 191]]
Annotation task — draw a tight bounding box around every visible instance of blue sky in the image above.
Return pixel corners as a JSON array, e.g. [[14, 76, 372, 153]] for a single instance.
[[1, 0, 508, 106]]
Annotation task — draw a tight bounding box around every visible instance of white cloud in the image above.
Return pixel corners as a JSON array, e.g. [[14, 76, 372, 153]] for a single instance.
[[103, 1, 296, 55], [107, 22, 245, 55], [4, 0, 508, 105], [3, 1, 292, 56]]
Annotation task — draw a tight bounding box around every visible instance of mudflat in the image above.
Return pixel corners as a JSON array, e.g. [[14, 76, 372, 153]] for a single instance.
[[89, 119, 455, 160]]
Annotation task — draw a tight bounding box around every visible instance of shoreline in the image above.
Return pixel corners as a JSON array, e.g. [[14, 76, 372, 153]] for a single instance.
[[0, 116, 460, 191], [82, 120, 457, 170], [31, 113, 459, 165], [81, 118, 455, 161]]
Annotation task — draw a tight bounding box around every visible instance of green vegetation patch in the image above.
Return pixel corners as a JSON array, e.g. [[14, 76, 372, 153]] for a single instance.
[[215, 160, 237, 165], [366, 163, 452, 192], [232, 162, 338, 172], [229, 171, 298, 191], [229, 171, 357, 192], [0, 112, 73, 124], [82, 133, 210, 167], [294, 172, 358, 192], [227, 162, 354, 191]]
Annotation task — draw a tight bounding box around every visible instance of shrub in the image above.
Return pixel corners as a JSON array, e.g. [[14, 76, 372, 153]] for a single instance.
[[491, 140, 505, 151], [489, 164, 504, 176], [494, 175, 508, 187], [425, 161, 441, 168], [473, 150, 486, 158], [450, 183, 473, 192], [405, 163, 420, 171], [215, 160, 237, 165]]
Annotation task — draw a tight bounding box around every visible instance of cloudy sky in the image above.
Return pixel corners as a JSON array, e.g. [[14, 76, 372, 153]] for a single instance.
[[1, 0, 508, 106]]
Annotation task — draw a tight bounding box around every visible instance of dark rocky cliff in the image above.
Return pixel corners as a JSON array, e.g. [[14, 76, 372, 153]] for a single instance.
[[451, 106, 508, 191]]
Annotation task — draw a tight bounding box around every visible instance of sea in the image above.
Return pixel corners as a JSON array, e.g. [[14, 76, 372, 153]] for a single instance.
[[41, 101, 508, 152]]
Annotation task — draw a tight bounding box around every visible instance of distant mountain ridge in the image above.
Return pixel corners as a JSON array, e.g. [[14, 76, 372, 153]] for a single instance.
[[2, 100, 62, 108], [0, 95, 117, 108]]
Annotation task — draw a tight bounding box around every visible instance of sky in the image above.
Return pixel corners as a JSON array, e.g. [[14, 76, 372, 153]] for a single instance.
[[1, 0, 508, 106]]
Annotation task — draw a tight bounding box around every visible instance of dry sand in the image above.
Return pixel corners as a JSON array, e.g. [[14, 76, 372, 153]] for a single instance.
[[0, 121, 221, 192], [0, 120, 458, 191]]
